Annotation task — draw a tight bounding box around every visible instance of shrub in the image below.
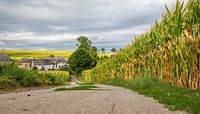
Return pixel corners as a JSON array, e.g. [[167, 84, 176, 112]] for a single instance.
[[0, 77, 19, 90], [32, 66, 38, 71]]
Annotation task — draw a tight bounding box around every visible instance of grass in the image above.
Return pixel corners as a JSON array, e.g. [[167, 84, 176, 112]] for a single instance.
[[79, 82, 94, 85], [55, 85, 97, 91], [0, 64, 69, 90], [100, 76, 200, 114]]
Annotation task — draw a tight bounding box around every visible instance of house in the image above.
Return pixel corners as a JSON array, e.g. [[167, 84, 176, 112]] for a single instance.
[[19, 58, 33, 69], [0, 53, 13, 65], [19, 57, 68, 70]]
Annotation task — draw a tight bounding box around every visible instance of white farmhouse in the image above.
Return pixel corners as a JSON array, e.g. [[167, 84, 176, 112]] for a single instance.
[[19, 57, 68, 70]]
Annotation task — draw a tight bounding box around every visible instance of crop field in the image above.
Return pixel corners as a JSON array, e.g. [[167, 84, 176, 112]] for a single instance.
[[0, 50, 73, 58], [0, 50, 72, 62], [38, 71, 69, 78], [38, 70, 70, 83], [0, 50, 112, 62], [82, 0, 200, 89]]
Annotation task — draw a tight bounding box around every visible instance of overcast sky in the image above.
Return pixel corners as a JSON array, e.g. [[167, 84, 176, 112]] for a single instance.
[[0, 0, 175, 51]]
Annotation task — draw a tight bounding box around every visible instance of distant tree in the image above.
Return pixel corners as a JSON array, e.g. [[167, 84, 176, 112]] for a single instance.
[[101, 48, 105, 53], [68, 36, 98, 80], [2, 49, 5, 50], [32, 66, 38, 71], [50, 54, 54, 58], [111, 48, 116, 53], [97, 48, 100, 52], [0, 65, 2, 73]]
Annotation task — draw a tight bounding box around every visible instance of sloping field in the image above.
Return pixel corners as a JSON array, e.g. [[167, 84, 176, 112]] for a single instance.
[[0, 50, 73, 58], [0, 50, 73, 62]]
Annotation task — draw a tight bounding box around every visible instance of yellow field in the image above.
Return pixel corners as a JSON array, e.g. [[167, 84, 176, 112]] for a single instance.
[[98, 53, 113, 57], [38, 70, 69, 78], [0, 50, 112, 62], [0, 50, 73, 58], [0, 50, 113, 57], [0, 50, 73, 62]]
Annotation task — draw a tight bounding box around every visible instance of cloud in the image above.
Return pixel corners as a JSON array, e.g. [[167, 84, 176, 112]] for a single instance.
[[0, 0, 175, 51], [0, 41, 5, 45]]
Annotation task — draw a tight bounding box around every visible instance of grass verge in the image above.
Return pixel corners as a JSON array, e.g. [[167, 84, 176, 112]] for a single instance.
[[78, 81, 94, 85], [100, 76, 200, 114], [55, 85, 97, 91]]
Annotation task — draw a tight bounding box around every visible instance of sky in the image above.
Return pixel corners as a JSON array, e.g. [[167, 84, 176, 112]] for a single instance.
[[0, 0, 175, 51]]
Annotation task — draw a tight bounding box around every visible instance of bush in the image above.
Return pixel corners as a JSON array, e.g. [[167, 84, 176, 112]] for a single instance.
[[0, 77, 19, 90], [32, 66, 38, 71]]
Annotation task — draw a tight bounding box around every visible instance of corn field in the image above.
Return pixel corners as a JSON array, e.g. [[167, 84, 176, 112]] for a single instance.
[[82, 0, 200, 88], [38, 71, 69, 78]]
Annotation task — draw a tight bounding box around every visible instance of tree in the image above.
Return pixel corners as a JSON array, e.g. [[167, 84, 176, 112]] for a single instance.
[[49, 54, 54, 58], [32, 66, 38, 71], [111, 48, 116, 53], [101, 48, 105, 53], [68, 36, 98, 79]]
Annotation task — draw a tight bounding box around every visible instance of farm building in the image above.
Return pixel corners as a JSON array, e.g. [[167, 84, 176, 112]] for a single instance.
[[19, 57, 68, 70], [0, 53, 13, 65]]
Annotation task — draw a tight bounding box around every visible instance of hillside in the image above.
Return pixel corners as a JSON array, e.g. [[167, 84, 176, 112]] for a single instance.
[[82, 0, 200, 88], [0, 50, 73, 61]]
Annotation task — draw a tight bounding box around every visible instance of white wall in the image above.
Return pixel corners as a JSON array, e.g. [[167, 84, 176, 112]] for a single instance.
[[34, 62, 67, 70]]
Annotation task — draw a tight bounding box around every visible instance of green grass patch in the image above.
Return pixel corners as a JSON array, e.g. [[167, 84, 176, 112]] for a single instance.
[[101, 76, 200, 114], [55, 85, 97, 91], [79, 82, 94, 85]]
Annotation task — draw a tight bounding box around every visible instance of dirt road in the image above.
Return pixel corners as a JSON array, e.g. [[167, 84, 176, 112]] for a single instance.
[[0, 85, 186, 114]]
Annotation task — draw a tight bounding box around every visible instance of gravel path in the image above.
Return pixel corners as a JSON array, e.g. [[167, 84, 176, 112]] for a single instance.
[[0, 85, 186, 114]]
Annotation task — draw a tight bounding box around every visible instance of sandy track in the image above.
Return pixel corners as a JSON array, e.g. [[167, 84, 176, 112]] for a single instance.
[[0, 85, 186, 114]]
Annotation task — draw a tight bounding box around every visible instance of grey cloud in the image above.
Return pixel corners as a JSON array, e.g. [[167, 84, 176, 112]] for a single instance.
[[0, 0, 175, 51]]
